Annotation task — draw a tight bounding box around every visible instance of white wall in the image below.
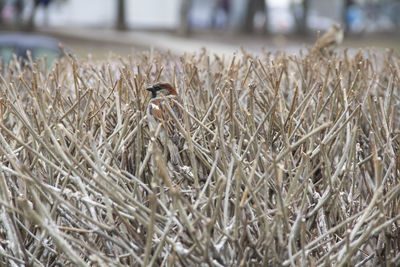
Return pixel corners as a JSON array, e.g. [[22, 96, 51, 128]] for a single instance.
[[126, 0, 180, 28], [34, 0, 180, 29]]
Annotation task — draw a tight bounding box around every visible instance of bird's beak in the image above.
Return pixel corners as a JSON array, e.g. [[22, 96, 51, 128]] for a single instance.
[[146, 86, 153, 92]]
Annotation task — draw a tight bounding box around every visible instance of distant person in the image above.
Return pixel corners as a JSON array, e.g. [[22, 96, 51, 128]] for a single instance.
[[211, 0, 230, 28]]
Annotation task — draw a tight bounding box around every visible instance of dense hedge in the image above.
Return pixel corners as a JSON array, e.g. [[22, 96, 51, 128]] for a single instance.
[[0, 48, 399, 266]]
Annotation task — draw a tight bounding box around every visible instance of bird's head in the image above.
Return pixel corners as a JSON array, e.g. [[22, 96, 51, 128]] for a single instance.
[[146, 83, 178, 98], [332, 23, 341, 30]]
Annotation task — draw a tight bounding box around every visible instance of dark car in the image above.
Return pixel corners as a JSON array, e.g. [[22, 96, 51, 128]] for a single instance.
[[0, 33, 64, 67]]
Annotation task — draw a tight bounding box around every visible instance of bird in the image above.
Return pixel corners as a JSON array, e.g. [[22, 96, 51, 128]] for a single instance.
[[313, 23, 343, 56], [146, 82, 186, 167]]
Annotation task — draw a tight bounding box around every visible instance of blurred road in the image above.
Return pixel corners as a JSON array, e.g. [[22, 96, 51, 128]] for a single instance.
[[37, 26, 400, 58]]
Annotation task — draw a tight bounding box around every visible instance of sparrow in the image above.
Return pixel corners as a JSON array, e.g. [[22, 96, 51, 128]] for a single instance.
[[313, 23, 343, 56], [146, 82, 185, 166]]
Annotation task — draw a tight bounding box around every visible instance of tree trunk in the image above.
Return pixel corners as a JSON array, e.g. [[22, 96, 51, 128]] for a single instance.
[[27, 1, 40, 30], [243, 0, 268, 33], [15, 0, 24, 26], [177, 0, 192, 36], [0, 1, 5, 24], [263, 0, 269, 33], [342, 0, 352, 34], [290, 0, 309, 35], [298, 0, 309, 34], [116, 0, 127, 31]]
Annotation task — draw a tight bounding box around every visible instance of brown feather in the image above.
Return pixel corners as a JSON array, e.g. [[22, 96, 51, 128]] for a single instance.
[[148, 97, 184, 147]]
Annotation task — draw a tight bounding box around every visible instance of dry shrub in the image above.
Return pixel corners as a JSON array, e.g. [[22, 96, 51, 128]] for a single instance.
[[0, 48, 399, 266]]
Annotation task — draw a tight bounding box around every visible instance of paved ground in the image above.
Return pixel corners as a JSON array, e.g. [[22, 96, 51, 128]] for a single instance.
[[36, 26, 400, 58], [37, 26, 310, 57]]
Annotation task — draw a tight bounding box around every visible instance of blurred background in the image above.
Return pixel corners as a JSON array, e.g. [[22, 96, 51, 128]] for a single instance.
[[0, 0, 399, 60]]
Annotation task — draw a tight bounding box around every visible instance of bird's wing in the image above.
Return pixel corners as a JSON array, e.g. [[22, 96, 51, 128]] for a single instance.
[[319, 34, 336, 47], [316, 29, 339, 50], [149, 98, 185, 145]]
